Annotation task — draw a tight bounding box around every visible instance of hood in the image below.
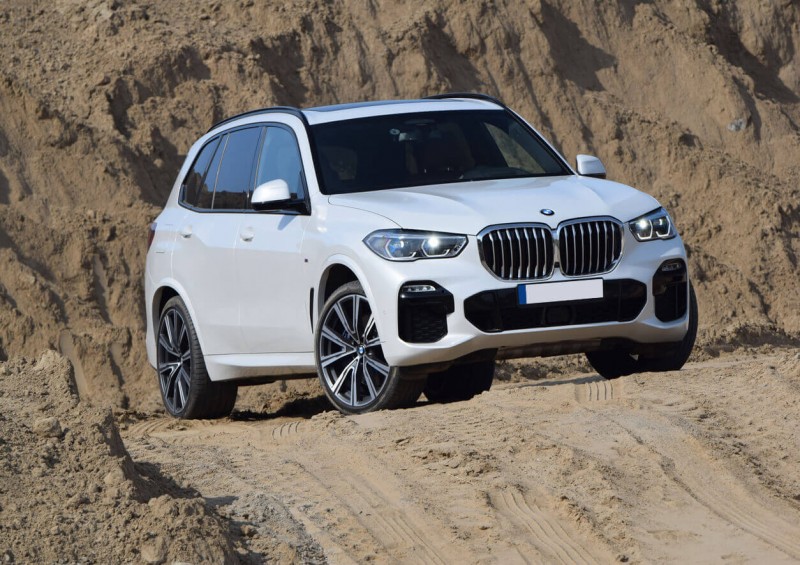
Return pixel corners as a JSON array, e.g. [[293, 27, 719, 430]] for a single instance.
[[328, 176, 661, 235]]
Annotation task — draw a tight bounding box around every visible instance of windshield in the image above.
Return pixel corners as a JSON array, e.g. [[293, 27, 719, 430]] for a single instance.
[[310, 110, 569, 194]]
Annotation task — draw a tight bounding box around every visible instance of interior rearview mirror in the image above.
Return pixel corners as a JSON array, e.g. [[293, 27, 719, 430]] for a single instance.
[[576, 154, 607, 179], [251, 179, 292, 211]]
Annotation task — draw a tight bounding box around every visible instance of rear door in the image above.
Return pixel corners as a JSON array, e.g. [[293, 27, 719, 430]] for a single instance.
[[236, 124, 313, 353], [172, 126, 262, 354]]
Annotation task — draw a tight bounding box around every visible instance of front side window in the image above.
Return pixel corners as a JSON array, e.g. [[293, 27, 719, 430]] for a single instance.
[[311, 110, 569, 194], [213, 127, 262, 210], [253, 126, 306, 202], [182, 136, 221, 209]]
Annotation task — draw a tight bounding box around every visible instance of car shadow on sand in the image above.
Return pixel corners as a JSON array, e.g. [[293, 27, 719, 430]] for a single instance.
[[231, 394, 331, 422]]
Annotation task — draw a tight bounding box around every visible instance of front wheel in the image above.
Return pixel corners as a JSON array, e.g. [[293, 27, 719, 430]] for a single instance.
[[315, 282, 424, 414]]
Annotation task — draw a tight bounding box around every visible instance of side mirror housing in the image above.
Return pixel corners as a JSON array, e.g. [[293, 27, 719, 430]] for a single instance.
[[251, 179, 292, 211], [576, 154, 607, 179]]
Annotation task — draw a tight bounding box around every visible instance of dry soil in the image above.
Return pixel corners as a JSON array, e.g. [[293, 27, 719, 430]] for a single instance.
[[1, 0, 799, 562]]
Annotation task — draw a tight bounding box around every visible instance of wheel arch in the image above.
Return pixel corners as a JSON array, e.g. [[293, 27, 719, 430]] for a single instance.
[[316, 257, 378, 332], [151, 280, 210, 354]]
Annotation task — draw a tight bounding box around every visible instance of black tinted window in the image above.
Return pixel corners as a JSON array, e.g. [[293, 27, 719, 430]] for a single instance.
[[311, 110, 569, 194], [182, 137, 220, 208], [213, 127, 262, 210], [254, 126, 305, 202]]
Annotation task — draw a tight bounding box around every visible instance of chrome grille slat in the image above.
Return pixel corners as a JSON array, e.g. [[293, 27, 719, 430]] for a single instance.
[[571, 224, 577, 274], [500, 231, 507, 278], [541, 227, 548, 278], [523, 229, 531, 279]]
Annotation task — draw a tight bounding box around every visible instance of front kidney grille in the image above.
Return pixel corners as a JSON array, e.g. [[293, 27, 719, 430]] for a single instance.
[[479, 226, 554, 281], [558, 220, 622, 276], [479, 219, 623, 280]]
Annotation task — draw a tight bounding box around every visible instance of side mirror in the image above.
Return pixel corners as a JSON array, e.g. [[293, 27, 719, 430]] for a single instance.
[[576, 154, 607, 179], [251, 179, 291, 211]]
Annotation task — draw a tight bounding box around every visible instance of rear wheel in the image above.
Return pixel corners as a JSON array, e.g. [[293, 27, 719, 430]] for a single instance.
[[586, 283, 698, 379], [315, 282, 424, 414], [424, 360, 495, 403], [157, 296, 237, 419]]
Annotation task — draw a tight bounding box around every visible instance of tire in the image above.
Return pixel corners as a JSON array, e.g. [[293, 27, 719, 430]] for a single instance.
[[586, 282, 698, 379], [315, 282, 424, 414], [157, 296, 237, 419], [424, 360, 495, 403]]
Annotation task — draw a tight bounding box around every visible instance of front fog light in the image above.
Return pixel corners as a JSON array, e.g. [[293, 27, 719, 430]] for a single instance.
[[402, 283, 438, 293]]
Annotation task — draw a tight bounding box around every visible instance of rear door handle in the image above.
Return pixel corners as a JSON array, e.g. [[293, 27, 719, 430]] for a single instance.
[[240, 227, 255, 242], [179, 225, 193, 238]]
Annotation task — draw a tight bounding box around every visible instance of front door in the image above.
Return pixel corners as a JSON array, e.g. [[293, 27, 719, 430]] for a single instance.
[[236, 125, 313, 353]]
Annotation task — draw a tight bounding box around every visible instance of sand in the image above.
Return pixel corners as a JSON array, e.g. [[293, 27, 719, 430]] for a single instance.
[[0, 0, 799, 562]]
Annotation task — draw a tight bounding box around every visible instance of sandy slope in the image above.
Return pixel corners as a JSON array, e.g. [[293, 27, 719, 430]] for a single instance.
[[0, 0, 798, 409], [121, 348, 800, 563], [0, 352, 240, 564]]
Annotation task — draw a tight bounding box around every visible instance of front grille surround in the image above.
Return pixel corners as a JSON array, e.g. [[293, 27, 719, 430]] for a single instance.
[[478, 217, 624, 281]]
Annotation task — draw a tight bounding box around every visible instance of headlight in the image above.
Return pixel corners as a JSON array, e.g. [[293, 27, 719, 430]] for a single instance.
[[628, 208, 676, 241], [364, 230, 468, 261]]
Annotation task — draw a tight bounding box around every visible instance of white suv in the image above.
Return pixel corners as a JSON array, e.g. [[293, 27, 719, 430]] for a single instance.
[[145, 94, 697, 418]]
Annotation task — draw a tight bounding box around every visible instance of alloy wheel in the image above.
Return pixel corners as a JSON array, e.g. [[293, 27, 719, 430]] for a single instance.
[[318, 293, 389, 408], [157, 307, 192, 414]]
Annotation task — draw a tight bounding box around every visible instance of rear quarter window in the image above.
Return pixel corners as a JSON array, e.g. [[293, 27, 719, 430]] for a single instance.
[[182, 137, 221, 208]]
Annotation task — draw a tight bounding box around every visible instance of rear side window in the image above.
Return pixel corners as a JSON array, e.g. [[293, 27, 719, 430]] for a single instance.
[[213, 127, 262, 210], [254, 126, 305, 201], [182, 137, 220, 208]]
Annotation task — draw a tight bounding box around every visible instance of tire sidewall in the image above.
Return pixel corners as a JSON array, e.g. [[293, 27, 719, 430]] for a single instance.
[[158, 296, 202, 418]]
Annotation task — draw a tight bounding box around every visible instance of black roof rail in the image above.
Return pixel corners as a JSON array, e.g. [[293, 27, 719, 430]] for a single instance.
[[424, 92, 505, 107], [206, 106, 306, 133]]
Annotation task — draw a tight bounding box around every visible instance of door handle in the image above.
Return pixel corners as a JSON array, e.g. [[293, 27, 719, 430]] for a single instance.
[[240, 227, 255, 242], [179, 225, 193, 238]]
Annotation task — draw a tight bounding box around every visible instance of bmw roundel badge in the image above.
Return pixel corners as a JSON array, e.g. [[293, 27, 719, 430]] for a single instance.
[[540, 208, 555, 216]]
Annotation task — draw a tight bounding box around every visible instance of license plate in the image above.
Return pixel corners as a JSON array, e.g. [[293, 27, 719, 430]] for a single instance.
[[518, 279, 603, 305]]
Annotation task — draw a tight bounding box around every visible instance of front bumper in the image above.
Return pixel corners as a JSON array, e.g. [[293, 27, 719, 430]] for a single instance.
[[358, 231, 690, 368]]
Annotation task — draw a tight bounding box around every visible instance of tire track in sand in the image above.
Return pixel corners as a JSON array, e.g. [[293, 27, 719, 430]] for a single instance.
[[290, 453, 455, 564], [127, 418, 251, 442], [592, 407, 800, 559], [574, 377, 622, 403], [271, 420, 303, 442], [490, 488, 603, 565]]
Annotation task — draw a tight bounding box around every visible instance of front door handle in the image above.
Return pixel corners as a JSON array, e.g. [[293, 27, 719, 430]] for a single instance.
[[179, 225, 193, 238], [240, 227, 255, 242]]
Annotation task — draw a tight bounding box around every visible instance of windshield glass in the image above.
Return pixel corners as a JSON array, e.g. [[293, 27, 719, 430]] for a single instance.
[[311, 110, 569, 194]]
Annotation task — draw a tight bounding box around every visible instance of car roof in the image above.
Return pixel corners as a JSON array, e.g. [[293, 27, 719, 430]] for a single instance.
[[301, 98, 503, 125], [206, 95, 506, 133]]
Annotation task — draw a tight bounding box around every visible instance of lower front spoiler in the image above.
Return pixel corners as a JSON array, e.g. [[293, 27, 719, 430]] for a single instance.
[[386, 306, 690, 371], [399, 336, 688, 377]]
